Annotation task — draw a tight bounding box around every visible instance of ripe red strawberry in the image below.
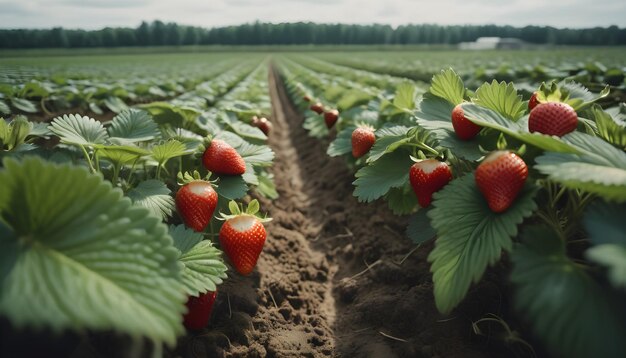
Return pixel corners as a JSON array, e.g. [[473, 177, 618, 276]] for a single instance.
[[351, 126, 375, 158], [183, 290, 217, 330], [310, 102, 324, 115], [475, 151, 528, 213], [202, 139, 246, 175], [528, 102, 578, 137], [220, 214, 267, 275], [324, 109, 339, 129], [451, 104, 481, 140], [176, 180, 218, 232], [409, 160, 453, 207], [528, 92, 539, 111]]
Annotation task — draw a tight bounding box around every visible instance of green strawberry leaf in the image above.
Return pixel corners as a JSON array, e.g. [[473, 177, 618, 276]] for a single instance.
[[215, 175, 248, 200], [353, 150, 413, 202], [303, 113, 329, 138], [392, 81, 418, 111], [337, 89, 373, 111], [108, 109, 160, 143], [0, 100, 10, 115], [461, 103, 579, 154], [385, 182, 418, 215], [511, 226, 626, 358], [49, 114, 109, 146], [535, 132, 626, 202], [170, 225, 228, 297], [0, 157, 185, 347], [407, 208, 436, 244], [103, 96, 128, 114], [236, 140, 274, 167], [367, 125, 410, 163], [11, 98, 38, 113], [427, 174, 538, 314], [583, 201, 626, 290], [560, 81, 610, 111], [96, 145, 149, 166], [256, 170, 279, 200], [472, 80, 526, 121], [429, 68, 465, 105], [151, 140, 189, 164], [592, 105, 626, 150], [327, 125, 357, 157], [127, 180, 175, 221]]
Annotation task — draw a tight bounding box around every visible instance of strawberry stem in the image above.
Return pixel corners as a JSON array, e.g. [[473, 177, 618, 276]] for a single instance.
[[404, 142, 439, 156]]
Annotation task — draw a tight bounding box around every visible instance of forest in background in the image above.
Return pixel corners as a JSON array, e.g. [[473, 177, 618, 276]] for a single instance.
[[1, 21, 625, 48]]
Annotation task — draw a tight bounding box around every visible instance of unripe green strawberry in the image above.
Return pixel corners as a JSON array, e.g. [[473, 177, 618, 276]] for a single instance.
[[475, 151, 528, 213]]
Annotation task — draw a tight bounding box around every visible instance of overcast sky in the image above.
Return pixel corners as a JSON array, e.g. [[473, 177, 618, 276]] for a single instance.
[[1, 0, 624, 30]]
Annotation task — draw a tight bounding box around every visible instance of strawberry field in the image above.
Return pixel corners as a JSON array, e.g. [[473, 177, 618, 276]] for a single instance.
[[1, 48, 626, 358]]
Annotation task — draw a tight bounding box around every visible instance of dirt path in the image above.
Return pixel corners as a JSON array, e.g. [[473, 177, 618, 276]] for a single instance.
[[174, 66, 511, 358]]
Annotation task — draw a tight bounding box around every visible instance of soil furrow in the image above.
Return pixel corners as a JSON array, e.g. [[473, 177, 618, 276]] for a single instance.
[[176, 64, 508, 358]]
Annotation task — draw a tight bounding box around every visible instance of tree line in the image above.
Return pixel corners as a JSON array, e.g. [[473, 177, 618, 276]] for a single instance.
[[1, 21, 625, 48]]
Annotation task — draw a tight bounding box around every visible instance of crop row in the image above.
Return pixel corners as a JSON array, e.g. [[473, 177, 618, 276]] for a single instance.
[[277, 56, 626, 358], [0, 56, 276, 354]]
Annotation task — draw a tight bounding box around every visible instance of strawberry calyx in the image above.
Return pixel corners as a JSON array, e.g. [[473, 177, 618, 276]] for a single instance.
[[177, 170, 217, 187], [218, 199, 273, 223]]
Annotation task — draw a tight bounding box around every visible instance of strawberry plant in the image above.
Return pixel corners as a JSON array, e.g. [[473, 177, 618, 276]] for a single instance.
[[279, 60, 626, 357]]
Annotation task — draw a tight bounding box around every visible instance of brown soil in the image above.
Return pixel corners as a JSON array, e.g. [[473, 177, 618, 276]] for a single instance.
[[170, 67, 522, 358]]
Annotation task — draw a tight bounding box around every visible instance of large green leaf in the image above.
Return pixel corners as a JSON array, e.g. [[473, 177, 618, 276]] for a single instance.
[[0, 100, 10, 115], [429, 68, 465, 105], [127, 180, 175, 221], [108, 109, 160, 143], [535, 132, 626, 202], [256, 171, 279, 200], [385, 183, 418, 215], [511, 226, 626, 358], [96, 145, 149, 166], [592, 106, 626, 150], [236, 140, 274, 167], [584, 201, 626, 290], [427, 174, 538, 314], [103, 96, 128, 114], [303, 114, 329, 138], [49, 114, 108, 146], [353, 150, 413, 202], [0, 157, 185, 346], [11, 98, 38, 113], [170, 225, 228, 297], [472, 80, 525, 121], [392, 81, 417, 111]]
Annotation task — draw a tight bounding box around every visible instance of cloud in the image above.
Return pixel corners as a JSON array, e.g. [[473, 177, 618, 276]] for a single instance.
[[0, 0, 623, 29]]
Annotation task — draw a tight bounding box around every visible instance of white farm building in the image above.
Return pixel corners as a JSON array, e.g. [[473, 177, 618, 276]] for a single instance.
[[458, 37, 525, 50]]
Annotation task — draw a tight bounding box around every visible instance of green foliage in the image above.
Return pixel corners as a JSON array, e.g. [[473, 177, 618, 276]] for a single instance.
[[108, 108, 161, 143], [215, 175, 248, 200], [11, 98, 38, 113], [429, 69, 465, 105], [353, 150, 413, 202], [584, 201, 626, 290], [511, 226, 626, 358], [0, 116, 32, 151], [592, 105, 626, 150], [127, 180, 175, 221], [472, 80, 526, 121], [392, 81, 417, 111], [367, 125, 410, 163], [327, 125, 356, 157], [49, 114, 108, 146], [151, 140, 189, 164], [170, 225, 228, 297], [406, 209, 436, 244], [385, 183, 418, 215], [535, 132, 626, 202], [428, 174, 538, 314], [0, 157, 185, 347]]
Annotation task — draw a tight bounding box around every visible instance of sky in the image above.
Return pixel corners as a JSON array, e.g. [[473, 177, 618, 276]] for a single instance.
[[0, 0, 624, 30]]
